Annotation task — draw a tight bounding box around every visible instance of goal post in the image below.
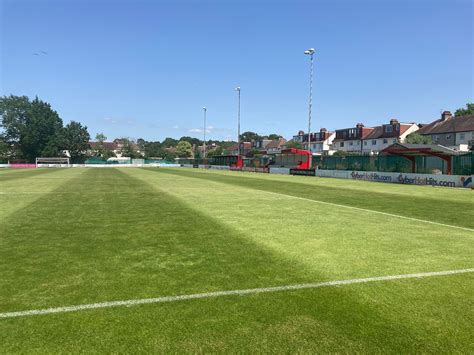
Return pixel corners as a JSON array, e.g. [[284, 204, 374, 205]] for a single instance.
[[35, 157, 70, 168]]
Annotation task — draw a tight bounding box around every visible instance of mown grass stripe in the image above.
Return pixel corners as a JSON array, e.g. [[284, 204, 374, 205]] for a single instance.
[[151, 168, 474, 233], [1, 268, 472, 319], [260, 189, 474, 233]]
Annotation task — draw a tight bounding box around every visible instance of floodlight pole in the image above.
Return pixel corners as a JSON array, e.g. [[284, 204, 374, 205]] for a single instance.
[[203, 107, 207, 161], [304, 48, 315, 169], [235, 86, 241, 157]]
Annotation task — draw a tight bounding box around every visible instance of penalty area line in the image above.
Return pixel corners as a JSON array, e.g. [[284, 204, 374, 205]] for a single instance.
[[1, 268, 473, 319]]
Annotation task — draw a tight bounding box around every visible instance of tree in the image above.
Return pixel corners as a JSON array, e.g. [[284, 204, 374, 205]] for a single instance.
[[118, 138, 140, 158], [176, 140, 193, 158], [93, 133, 114, 159], [162, 150, 177, 162], [454, 103, 474, 117], [0, 136, 10, 161], [179, 136, 202, 147], [240, 131, 262, 142], [60, 121, 90, 162], [267, 134, 282, 140], [194, 148, 202, 161], [136, 138, 146, 154], [0, 95, 63, 161], [404, 132, 433, 145], [161, 137, 178, 148], [96, 133, 107, 142], [94, 133, 106, 157], [207, 146, 223, 157], [144, 141, 162, 158], [284, 140, 303, 149]]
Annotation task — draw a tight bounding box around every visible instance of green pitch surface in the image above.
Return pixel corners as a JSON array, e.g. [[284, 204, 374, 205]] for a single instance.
[[0, 167, 473, 352]]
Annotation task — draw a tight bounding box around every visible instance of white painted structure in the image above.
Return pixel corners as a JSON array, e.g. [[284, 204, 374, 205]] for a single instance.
[[361, 123, 419, 155]]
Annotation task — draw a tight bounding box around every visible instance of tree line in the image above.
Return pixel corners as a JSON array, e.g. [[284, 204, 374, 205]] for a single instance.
[[0, 95, 90, 163], [0, 95, 284, 162]]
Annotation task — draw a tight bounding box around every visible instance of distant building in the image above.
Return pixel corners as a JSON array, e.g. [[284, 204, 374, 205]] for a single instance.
[[417, 111, 474, 151], [332, 123, 375, 154], [252, 139, 272, 152], [291, 129, 336, 155], [265, 138, 287, 155], [228, 142, 252, 156], [88, 141, 119, 156], [361, 119, 419, 155]]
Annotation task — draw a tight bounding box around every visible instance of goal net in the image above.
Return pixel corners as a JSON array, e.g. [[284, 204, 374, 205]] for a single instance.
[[35, 157, 70, 168]]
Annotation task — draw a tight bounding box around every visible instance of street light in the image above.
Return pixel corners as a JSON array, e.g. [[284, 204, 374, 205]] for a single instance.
[[235, 86, 241, 157], [202, 107, 207, 161], [304, 48, 315, 169]]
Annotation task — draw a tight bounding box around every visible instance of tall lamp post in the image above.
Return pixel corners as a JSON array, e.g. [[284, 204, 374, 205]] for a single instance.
[[235, 86, 241, 157], [304, 48, 315, 169], [202, 107, 207, 161]]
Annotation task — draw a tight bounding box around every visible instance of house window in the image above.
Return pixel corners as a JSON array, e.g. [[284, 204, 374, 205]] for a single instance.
[[433, 135, 439, 141], [460, 133, 465, 140], [446, 134, 451, 140], [357, 141, 360, 145], [349, 142, 353, 146], [386, 126, 393, 133], [364, 141, 367, 146], [372, 140, 376, 145], [392, 139, 397, 143], [383, 139, 388, 144], [340, 142, 344, 147]]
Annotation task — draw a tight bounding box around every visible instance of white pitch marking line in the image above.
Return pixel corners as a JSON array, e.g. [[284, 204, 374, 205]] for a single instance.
[[259, 190, 474, 233], [1, 268, 473, 319]]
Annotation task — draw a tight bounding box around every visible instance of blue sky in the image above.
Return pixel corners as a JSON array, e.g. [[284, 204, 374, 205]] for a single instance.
[[1, 0, 472, 141]]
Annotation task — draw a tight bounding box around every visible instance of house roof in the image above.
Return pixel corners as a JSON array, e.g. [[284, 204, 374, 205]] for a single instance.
[[89, 141, 118, 150], [363, 126, 384, 140], [362, 123, 414, 140], [265, 138, 287, 149], [228, 142, 252, 151], [381, 143, 460, 156], [418, 115, 474, 135]]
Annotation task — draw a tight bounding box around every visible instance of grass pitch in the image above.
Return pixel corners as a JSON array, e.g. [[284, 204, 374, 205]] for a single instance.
[[0, 167, 473, 352]]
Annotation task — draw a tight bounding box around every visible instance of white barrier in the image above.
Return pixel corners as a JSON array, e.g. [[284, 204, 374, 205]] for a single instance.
[[315, 170, 473, 188], [0, 164, 10, 168], [269, 167, 290, 175]]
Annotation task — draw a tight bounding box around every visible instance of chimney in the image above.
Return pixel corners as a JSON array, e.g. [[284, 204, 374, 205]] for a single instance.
[[298, 130, 305, 136], [441, 111, 452, 121], [356, 123, 364, 129], [390, 118, 399, 125], [320, 128, 327, 132]]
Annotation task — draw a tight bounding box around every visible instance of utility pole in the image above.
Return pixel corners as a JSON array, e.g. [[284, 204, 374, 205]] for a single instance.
[[235, 87, 241, 156], [202, 107, 207, 161], [304, 48, 315, 169]]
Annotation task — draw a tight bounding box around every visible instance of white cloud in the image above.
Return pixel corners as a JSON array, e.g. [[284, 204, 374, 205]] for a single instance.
[[188, 128, 203, 133], [103, 117, 136, 126]]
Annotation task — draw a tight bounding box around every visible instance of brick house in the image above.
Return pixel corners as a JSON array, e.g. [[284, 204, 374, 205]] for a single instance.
[[361, 119, 419, 155], [418, 111, 474, 151]]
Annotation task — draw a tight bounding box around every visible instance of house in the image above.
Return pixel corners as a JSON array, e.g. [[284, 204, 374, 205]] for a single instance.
[[88, 141, 119, 156], [361, 119, 419, 155], [332, 123, 375, 154], [417, 111, 474, 151], [252, 139, 272, 152], [228, 142, 252, 156], [291, 129, 336, 155], [265, 138, 287, 155]]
